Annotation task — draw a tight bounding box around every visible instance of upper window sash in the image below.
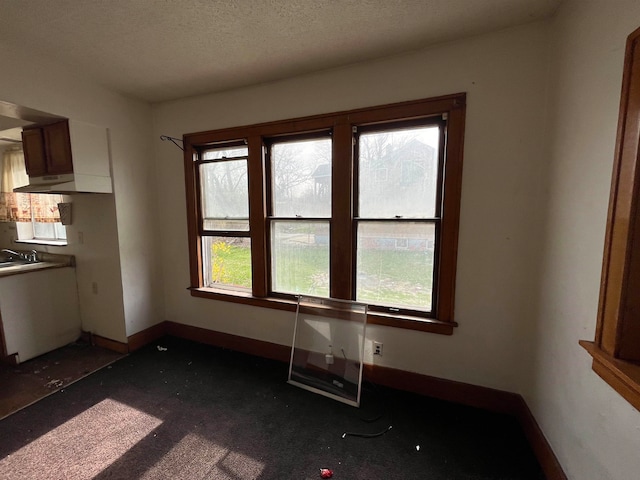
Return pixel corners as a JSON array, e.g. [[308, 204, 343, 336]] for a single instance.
[[196, 143, 250, 235], [354, 120, 445, 220]]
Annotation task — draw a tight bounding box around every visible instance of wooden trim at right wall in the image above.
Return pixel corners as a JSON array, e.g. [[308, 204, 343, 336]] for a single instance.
[[582, 25, 640, 410]]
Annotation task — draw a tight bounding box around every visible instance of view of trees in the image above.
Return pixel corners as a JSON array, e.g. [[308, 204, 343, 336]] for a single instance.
[[201, 126, 440, 311]]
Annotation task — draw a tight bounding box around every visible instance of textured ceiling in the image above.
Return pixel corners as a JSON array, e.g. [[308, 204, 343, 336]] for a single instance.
[[0, 0, 560, 104]]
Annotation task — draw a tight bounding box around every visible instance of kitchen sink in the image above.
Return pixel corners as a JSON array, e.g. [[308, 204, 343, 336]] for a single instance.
[[0, 260, 33, 268]]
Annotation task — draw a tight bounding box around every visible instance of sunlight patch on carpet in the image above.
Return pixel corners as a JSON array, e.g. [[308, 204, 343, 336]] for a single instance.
[[0, 398, 162, 480], [142, 432, 265, 480]]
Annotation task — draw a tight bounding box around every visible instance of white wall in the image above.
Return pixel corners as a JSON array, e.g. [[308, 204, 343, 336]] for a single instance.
[[153, 20, 552, 392], [526, 1, 640, 479], [0, 42, 162, 342], [2, 2, 638, 477]]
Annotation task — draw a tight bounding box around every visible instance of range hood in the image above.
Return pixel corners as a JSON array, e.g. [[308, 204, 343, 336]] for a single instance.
[[14, 119, 113, 194], [14, 173, 112, 194]]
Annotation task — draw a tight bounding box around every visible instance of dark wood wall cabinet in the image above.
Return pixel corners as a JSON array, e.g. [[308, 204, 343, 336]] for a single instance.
[[21, 120, 73, 177]]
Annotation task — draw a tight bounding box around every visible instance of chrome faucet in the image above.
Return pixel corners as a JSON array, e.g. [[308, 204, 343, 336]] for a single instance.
[[1, 248, 23, 260], [1, 248, 39, 262]]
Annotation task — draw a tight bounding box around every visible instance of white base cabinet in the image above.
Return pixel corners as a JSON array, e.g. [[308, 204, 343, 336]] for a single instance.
[[0, 267, 81, 363]]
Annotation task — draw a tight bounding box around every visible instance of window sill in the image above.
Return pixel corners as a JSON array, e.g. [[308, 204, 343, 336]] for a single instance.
[[189, 287, 456, 335], [580, 340, 640, 411], [15, 239, 67, 247]]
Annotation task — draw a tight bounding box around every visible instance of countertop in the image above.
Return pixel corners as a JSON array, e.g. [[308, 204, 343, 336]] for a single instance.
[[0, 251, 75, 278]]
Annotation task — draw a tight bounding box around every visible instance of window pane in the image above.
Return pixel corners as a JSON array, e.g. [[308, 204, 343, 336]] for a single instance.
[[272, 138, 331, 217], [200, 159, 249, 231], [356, 222, 435, 310], [33, 222, 66, 240], [271, 221, 329, 296], [359, 126, 439, 218], [54, 222, 67, 240], [202, 236, 251, 289]]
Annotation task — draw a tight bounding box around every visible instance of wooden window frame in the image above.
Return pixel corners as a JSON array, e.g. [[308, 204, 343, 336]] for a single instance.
[[265, 133, 333, 298], [581, 26, 640, 410], [353, 117, 446, 318], [195, 141, 251, 290], [184, 93, 466, 335]]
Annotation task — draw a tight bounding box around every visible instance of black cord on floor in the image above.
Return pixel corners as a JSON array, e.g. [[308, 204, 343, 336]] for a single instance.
[[342, 424, 393, 438], [342, 379, 393, 439]]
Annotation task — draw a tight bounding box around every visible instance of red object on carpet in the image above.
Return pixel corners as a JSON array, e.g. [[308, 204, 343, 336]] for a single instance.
[[320, 468, 333, 478]]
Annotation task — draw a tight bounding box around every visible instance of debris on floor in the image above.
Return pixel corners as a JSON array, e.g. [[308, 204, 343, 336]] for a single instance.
[[320, 468, 333, 478], [157, 346, 168, 352]]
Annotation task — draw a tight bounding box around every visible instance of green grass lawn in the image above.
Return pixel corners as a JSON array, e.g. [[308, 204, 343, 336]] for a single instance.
[[210, 241, 252, 288], [210, 241, 433, 309], [272, 245, 330, 297], [357, 249, 433, 310]]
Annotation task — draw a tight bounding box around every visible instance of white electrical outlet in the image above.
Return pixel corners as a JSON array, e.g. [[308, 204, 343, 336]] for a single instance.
[[374, 341, 383, 356]]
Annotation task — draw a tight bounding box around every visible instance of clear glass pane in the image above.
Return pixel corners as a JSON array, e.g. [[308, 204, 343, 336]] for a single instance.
[[200, 159, 249, 231], [33, 222, 56, 240], [271, 221, 329, 296], [356, 222, 435, 310], [202, 236, 251, 289], [272, 138, 331, 217], [202, 145, 248, 160], [29, 221, 65, 241], [54, 222, 67, 240], [358, 126, 440, 218], [289, 295, 367, 407]]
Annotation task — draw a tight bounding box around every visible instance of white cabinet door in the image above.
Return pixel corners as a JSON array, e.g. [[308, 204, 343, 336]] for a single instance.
[[0, 268, 81, 363]]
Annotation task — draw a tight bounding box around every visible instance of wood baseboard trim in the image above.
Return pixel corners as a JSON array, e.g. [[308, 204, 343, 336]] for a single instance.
[[165, 321, 290, 362], [82, 322, 169, 354], [362, 363, 522, 414], [90, 333, 129, 354], [364, 364, 567, 479], [514, 396, 568, 480], [128, 322, 168, 352], [156, 322, 567, 479]]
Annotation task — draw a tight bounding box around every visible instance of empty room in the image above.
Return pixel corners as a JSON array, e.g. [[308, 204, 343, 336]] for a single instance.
[[1, 1, 640, 479]]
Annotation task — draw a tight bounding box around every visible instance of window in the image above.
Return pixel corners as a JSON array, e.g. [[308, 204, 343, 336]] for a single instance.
[[581, 26, 640, 410], [268, 135, 332, 297], [15, 193, 67, 244], [184, 94, 466, 334], [0, 147, 67, 245], [355, 123, 441, 314], [197, 142, 251, 290]]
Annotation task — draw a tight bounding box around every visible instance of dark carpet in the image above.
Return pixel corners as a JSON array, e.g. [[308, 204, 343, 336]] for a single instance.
[[0, 336, 544, 479]]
